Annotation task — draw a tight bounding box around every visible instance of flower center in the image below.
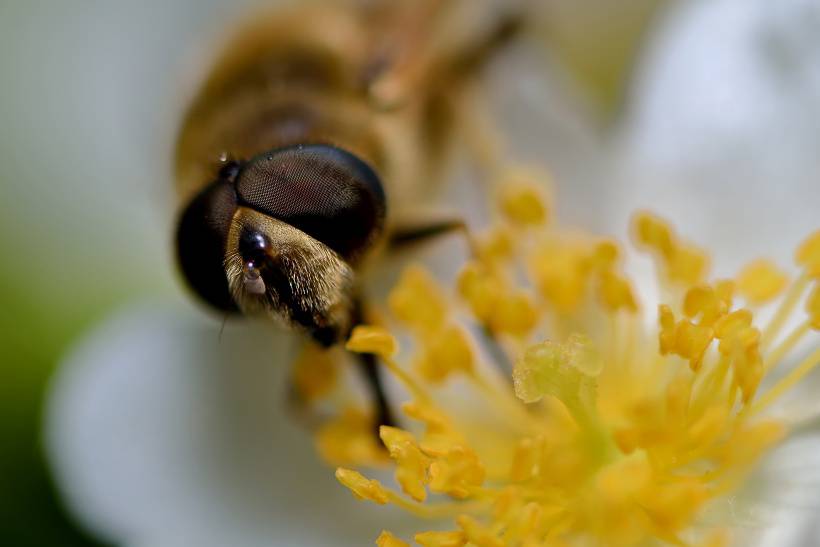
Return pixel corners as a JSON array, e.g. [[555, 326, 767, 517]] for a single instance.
[[295, 172, 820, 547]]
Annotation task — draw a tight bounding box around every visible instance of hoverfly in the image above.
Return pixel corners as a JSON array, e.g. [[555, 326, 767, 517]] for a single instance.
[[175, 0, 522, 426]]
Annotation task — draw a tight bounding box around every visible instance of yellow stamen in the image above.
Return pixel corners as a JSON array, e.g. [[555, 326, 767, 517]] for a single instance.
[[751, 346, 820, 415], [292, 343, 338, 401], [456, 514, 505, 547], [429, 446, 486, 499], [668, 243, 711, 286], [736, 259, 789, 304], [316, 407, 387, 466], [761, 273, 809, 348], [386, 490, 488, 519], [415, 324, 475, 383], [383, 356, 430, 403], [414, 530, 466, 547], [388, 266, 448, 334], [346, 325, 399, 358], [530, 240, 592, 314], [376, 531, 410, 547], [796, 229, 820, 277], [476, 225, 515, 265], [764, 320, 811, 374], [633, 211, 675, 258], [498, 171, 551, 227], [457, 261, 503, 324], [469, 372, 542, 432], [808, 282, 820, 330], [380, 426, 430, 502], [311, 176, 820, 546], [336, 468, 390, 504], [598, 270, 638, 313], [489, 289, 539, 336]]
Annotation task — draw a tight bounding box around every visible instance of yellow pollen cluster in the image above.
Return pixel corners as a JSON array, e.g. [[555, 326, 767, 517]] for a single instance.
[[299, 178, 820, 546]]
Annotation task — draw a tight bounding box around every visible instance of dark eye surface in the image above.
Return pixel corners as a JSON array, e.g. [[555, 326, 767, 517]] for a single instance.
[[176, 179, 238, 311], [237, 229, 270, 265], [234, 144, 386, 260]]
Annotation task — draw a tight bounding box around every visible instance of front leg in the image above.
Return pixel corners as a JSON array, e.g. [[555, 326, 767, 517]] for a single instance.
[[351, 298, 396, 430], [355, 218, 476, 430], [388, 217, 477, 256], [355, 351, 396, 430]]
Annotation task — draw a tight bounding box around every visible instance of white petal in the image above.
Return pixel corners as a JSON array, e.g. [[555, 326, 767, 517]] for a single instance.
[[46, 302, 413, 546], [733, 432, 820, 546], [614, 1, 820, 543], [618, 0, 820, 274]]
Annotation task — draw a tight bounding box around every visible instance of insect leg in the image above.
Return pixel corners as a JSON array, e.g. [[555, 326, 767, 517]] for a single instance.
[[351, 298, 396, 430], [448, 14, 525, 77], [387, 218, 479, 256], [356, 351, 396, 430]]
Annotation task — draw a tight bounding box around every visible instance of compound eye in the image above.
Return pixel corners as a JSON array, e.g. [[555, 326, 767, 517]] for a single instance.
[[176, 179, 238, 311], [234, 144, 386, 260]]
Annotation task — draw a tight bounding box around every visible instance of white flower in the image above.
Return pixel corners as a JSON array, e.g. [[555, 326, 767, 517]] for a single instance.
[[42, 0, 820, 545], [47, 300, 423, 546]]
